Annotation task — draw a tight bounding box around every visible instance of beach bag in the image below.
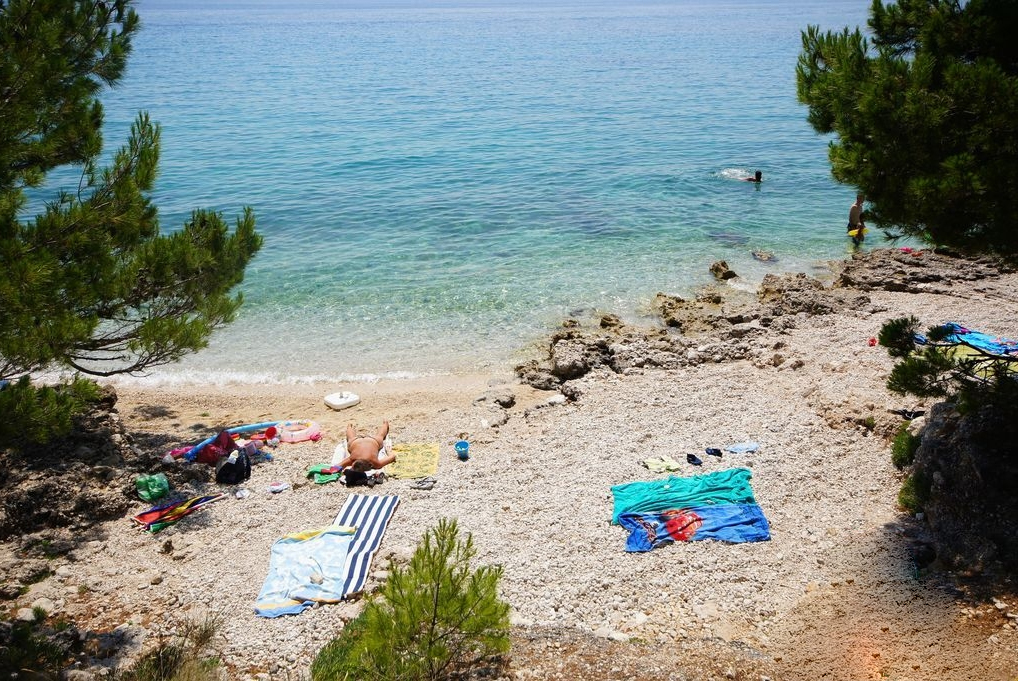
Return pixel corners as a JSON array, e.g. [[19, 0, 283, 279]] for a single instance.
[[215, 449, 251, 485], [135, 473, 170, 502], [196, 430, 238, 466]]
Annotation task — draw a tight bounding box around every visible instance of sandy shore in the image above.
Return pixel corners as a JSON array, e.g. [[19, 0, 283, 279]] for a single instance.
[[8, 250, 1018, 680]]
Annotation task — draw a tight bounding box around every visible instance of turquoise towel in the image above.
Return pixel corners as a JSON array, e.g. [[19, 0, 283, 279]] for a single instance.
[[611, 467, 757, 525]]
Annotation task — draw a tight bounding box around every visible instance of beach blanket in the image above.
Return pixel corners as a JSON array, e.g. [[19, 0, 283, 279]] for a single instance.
[[253, 494, 400, 618], [618, 504, 771, 552], [611, 468, 769, 552], [253, 525, 357, 617], [334, 494, 400, 598], [611, 468, 757, 524], [132, 494, 226, 533], [387, 442, 440, 479], [923, 322, 1018, 357]]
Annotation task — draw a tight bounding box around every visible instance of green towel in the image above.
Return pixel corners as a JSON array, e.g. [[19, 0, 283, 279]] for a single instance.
[[307, 463, 342, 484], [611, 468, 758, 525]]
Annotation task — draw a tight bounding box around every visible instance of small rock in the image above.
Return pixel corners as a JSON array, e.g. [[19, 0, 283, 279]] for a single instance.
[[149, 574, 163, 586], [546, 394, 567, 406], [16, 607, 36, 622]]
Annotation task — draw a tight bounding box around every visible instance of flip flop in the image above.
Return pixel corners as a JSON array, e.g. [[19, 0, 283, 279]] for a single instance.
[[705, 448, 722, 458], [686, 453, 703, 466], [410, 477, 437, 490]]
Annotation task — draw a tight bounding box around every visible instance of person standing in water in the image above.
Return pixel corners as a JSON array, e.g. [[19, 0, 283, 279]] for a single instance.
[[847, 193, 866, 246]]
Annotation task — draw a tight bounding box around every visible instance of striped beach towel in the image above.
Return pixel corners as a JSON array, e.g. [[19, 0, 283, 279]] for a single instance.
[[253, 493, 400, 617], [334, 493, 400, 598]]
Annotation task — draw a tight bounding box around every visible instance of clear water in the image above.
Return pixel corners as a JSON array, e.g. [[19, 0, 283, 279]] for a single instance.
[[42, 0, 872, 384]]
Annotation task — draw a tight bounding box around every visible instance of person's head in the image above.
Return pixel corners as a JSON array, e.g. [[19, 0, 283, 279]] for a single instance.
[[856, 192, 865, 204], [754, 170, 762, 181], [350, 459, 373, 472]]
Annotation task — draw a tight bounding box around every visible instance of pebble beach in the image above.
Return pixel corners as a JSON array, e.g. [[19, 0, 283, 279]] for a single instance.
[[5, 250, 1018, 680]]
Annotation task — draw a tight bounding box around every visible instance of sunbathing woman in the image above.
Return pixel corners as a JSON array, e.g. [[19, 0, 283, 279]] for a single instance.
[[337, 421, 396, 471]]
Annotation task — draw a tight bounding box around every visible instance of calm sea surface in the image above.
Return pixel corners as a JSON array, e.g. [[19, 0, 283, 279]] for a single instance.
[[51, 0, 872, 384]]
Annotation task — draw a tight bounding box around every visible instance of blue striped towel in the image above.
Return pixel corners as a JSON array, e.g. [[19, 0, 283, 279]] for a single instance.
[[334, 493, 400, 599]]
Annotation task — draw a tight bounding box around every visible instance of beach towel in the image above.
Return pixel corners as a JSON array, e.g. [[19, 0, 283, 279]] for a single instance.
[[918, 322, 1018, 357], [611, 468, 769, 552], [611, 468, 757, 524], [618, 504, 771, 552], [387, 442, 441, 479], [131, 493, 226, 533], [253, 525, 357, 618], [333, 494, 400, 598]]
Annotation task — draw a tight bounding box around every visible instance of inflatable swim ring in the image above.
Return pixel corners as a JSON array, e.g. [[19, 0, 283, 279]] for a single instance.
[[324, 391, 361, 411], [182, 420, 283, 461], [277, 420, 321, 443]]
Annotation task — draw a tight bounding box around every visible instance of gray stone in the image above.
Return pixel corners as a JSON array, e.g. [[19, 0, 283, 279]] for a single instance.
[[30, 597, 56, 615]]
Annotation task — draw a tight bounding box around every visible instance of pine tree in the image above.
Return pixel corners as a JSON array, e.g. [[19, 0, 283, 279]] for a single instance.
[[797, 0, 1018, 257], [0, 1, 261, 443], [312, 519, 511, 681]]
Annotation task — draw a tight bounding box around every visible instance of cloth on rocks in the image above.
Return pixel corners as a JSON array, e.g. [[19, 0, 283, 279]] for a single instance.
[[132, 493, 226, 533], [618, 503, 771, 552], [307, 464, 343, 484], [611, 467, 757, 525], [254, 494, 399, 617], [386, 442, 440, 479], [641, 455, 684, 472], [333, 494, 400, 598], [253, 525, 357, 618], [917, 322, 1018, 357], [725, 441, 760, 454]]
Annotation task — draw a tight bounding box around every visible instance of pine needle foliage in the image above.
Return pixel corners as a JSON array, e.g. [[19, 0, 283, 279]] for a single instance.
[[797, 0, 1018, 258], [878, 316, 1018, 416], [0, 0, 261, 446], [313, 519, 511, 681]]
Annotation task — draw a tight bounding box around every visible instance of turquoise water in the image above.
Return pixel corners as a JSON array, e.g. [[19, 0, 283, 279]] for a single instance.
[[55, 0, 871, 384]]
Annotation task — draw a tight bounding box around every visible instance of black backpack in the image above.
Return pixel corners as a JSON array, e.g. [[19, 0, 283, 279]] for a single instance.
[[211, 430, 251, 485]]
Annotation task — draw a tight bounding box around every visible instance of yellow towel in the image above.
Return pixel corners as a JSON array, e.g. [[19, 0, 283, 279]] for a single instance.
[[387, 442, 440, 479]]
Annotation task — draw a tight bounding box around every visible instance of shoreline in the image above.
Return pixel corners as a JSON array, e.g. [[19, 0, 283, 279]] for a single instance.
[[5, 248, 1018, 680]]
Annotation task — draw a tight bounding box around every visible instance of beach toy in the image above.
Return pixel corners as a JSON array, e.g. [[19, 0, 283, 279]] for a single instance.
[[277, 420, 321, 443], [455, 440, 470, 460]]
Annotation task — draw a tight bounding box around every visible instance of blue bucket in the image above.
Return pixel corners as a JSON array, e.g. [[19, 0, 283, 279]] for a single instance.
[[454, 440, 470, 460]]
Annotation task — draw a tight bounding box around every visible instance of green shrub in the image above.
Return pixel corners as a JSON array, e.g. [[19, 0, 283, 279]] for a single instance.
[[898, 472, 930, 515], [890, 425, 920, 469], [0, 619, 68, 678], [312, 518, 511, 681], [116, 614, 222, 681]]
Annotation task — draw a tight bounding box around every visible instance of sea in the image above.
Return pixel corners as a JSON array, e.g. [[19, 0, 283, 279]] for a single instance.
[[41, 0, 873, 385]]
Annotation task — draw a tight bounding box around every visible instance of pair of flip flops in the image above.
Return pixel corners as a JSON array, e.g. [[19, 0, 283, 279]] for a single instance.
[[409, 476, 437, 490], [687, 448, 724, 466]]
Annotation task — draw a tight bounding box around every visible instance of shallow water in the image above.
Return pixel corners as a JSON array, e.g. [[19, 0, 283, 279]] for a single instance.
[[41, 0, 872, 384]]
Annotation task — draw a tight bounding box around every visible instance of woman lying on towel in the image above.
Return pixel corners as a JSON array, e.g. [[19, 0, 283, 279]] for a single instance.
[[337, 421, 397, 471]]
